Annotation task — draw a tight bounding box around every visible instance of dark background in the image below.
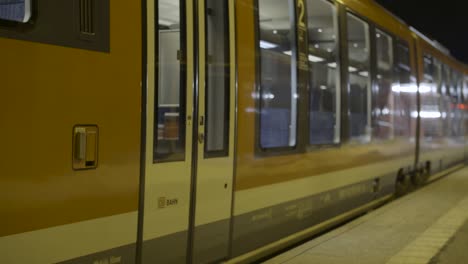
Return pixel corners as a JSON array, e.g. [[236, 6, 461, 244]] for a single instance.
[[375, 0, 468, 64]]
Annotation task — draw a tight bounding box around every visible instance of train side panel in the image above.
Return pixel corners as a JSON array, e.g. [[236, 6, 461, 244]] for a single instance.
[[231, 0, 419, 258], [0, 1, 142, 263]]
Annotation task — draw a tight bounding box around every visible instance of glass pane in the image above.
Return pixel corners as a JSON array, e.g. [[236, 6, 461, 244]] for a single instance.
[[372, 29, 394, 140], [258, 0, 297, 149], [441, 64, 451, 137], [0, 0, 31, 22], [451, 70, 462, 138], [393, 41, 414, 138], [307, 0, 340, 145], [154, 0, 186, 162], [420, 55, 443, 139], [464, 78, 468, 103], [205, 0, 230, 155], [347, 13, 370, 143]]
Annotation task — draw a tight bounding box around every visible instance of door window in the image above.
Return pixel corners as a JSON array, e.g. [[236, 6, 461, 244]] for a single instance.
[[205, 0, 230, 156], [154, 0, 187, 162]]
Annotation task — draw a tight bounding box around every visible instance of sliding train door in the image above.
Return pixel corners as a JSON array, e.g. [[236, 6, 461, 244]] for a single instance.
[[191, 0, 236, 263], [142, 0, 235, 263]]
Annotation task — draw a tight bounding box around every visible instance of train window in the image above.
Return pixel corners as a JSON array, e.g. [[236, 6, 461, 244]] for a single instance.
[[450, 70, 460, 102], [423, 55, 433, 81], [393, 41, 413, 138], [465, 78, 468, 103], [372, 29, 394, 141], [306, 0, 340, 145], [205, 0, 230, 156], [346, 13, 371, 143], [440, 64, 451, 137], [420, 55, 443, 139], [0, 0, 31, 23], [451, 70, 463, 138], [258, 0, 297, 149], [154, 0, 187, 162], [433, 58, 443, 96]]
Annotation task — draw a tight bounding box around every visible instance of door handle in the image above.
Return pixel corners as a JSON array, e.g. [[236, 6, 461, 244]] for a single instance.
[[73, 125, 99, 170]]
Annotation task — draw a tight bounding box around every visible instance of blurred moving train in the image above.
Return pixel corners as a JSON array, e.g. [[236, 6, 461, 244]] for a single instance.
[[1, 0, 467, 263]]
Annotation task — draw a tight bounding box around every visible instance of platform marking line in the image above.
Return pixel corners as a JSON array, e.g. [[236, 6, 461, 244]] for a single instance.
[[385, 195, 468, 264]]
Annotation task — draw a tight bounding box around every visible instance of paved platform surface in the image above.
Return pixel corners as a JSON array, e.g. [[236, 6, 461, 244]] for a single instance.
[[264, 167, 468, 264]]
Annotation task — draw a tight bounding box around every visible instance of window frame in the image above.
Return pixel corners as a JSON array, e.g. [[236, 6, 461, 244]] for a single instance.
[[343, 9, 373, 144], [0, 0, 32, 24], [393, 38, 417, 139], [254, 0, 304, 156], [370, 26, 398, 142], [0, 0, 34, 28], [203, 0, 231, 158], [153, 0, 188, 163], [305, 0, 343, 150]]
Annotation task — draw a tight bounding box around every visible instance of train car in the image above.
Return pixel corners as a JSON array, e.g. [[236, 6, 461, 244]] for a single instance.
[[0, 0, 466, 264], [414, 30, 467, 183]]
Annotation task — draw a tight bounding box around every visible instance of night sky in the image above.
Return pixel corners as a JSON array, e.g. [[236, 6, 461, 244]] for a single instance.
[[375, 0, 468, 65]]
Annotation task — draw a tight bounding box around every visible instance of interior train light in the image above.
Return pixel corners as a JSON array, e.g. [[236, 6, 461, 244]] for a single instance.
[[418, 84, 432, 93], [358, 71, 369, 77], [309, 55, 325, 62], [411, 111, 442, 119], [260, 40, 277, 49]]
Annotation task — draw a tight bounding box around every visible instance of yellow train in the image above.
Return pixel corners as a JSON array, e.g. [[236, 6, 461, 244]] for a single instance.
[[0, 0, 467, 263]]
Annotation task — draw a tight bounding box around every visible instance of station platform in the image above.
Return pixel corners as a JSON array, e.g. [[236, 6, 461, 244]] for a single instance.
[[264, 166, 468, 264]]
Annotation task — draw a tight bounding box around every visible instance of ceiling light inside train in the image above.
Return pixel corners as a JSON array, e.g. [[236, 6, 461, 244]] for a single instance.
[[158, 19, 173, 26], [260, 40, 278, 49], [392, 84, 431, 94], [358, 71, 369, 77], [309, 55, 325, 62], [411, 111, 442, 119], [418, 84, 432, 93]]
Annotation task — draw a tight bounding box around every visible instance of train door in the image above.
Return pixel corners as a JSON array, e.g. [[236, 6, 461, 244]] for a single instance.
[[141, 0, 236, 263]]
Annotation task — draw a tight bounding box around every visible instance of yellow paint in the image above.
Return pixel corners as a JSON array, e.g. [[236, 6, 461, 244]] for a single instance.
[[0, 2, 142, 236]]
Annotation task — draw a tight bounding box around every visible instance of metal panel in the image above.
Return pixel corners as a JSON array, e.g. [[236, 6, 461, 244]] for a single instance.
[[0, 0, 109, 52]]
